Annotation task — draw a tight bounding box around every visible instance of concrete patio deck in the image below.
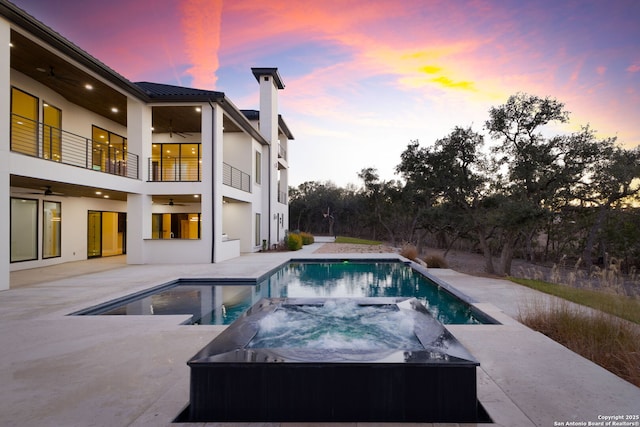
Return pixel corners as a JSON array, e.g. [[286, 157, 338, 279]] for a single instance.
[[2, 243, 639, 426]]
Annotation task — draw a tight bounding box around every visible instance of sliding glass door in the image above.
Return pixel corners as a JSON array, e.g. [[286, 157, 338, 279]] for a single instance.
[[88, 211, 126, 258]]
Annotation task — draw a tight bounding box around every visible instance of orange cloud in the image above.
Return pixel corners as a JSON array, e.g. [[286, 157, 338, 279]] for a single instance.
[[180, 0, 223, 89], [431, 76, 475, 91]]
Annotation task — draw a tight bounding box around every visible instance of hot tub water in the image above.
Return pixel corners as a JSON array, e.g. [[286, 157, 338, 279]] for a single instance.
[[248, 299, 424, 351]]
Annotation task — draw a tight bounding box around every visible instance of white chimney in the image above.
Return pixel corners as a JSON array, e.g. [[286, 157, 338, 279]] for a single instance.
[[251, 67, 284, 145], [252, 68, 286, 245]]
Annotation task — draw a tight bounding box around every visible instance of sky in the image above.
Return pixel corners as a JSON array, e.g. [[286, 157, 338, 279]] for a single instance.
[[11, 0, 640, 188]]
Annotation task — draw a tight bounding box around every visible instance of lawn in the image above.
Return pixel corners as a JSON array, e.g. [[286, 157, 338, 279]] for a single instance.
[[334, 236, 382, 245], [509, 277, 640, 324]]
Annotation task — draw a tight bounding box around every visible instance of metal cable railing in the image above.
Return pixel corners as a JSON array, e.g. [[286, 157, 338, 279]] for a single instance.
[[222, 162, 251, 192], [10, 113, 139, 179], [147, 157, 201, 181]]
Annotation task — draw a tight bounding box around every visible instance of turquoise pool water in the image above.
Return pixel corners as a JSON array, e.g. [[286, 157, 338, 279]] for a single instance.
[[75, 261, 493, 325]]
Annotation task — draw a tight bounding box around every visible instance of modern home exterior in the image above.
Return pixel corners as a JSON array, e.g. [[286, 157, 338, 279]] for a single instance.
[[0, 0, 293, 291]]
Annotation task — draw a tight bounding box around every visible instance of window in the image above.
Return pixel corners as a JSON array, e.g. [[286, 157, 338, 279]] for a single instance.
[[10, 87, 39, 156], [92, 125, 127, 175], [43, 201, 61, 259], [10, 198, 38, 262], [255, 213, 261, 246], [152, 213, 201, 239], [42, 102, 62, 161], [255, 151, 261, 185], [150, 143, 201, 181]]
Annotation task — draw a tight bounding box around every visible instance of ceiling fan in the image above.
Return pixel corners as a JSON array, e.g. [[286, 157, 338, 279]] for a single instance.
[[162, 198, 186, 206], [16, 186, 65, 196], [168, 119, 190, 139], [36, 66, 78, 85]]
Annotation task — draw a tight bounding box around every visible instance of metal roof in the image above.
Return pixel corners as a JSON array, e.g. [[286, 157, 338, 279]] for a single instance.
[[135, 81, 225, 102]]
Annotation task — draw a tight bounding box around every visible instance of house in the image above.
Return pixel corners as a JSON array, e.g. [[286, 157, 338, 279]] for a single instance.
[[0, 0, 293, 291]]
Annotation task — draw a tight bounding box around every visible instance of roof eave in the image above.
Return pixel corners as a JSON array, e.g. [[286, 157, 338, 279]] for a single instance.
[[2, 0, 150, 100], [218, 98, 269, 145], [278, 116, 294, 140]]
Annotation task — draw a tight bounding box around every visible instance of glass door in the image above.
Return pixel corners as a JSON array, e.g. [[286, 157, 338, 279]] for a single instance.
[[43, 102, 62, 161], [87, 211, 102, 258], [11, 87, 39, 156], [88, 211, 127, 258]]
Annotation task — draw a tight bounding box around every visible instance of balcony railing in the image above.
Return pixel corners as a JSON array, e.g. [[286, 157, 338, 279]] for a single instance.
[[278, 143, 287, 160], [278, 190, 288, 204], [223, 162, 251, 192], [148, 157, 201, 182], [10, 113, 139, 179]]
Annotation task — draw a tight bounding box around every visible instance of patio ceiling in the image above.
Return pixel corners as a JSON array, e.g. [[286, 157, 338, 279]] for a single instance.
[[10, 31, 129, 127], [10, 175, 129, 201]]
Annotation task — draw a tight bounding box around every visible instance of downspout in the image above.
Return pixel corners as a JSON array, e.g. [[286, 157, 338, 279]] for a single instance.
[[268, 140, 272, 248], [208, 99, 216, 263]]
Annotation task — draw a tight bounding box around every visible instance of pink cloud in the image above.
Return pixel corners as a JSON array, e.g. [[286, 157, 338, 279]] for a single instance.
[[180, 0, 224, 89], [628, 63, 640, 73]]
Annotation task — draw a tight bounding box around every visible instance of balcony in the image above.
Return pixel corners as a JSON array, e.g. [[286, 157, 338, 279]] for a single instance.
[[278, 190, 287, 204], [10, 113, 139, 179], [148, 157, 201, 182], [223, 162, 251, 192], [278, 143, 287, 160]]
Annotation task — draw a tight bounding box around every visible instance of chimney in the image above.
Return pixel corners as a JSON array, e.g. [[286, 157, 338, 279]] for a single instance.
[[251, 67, 285, 145]]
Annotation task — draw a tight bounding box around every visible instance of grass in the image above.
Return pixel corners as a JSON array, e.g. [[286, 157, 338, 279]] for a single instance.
[[509, 277, 640, 324], [519, 298, 640, 387], [334, 236, 382, 245]]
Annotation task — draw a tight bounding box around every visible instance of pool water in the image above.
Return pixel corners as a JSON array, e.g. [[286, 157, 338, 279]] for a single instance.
[[77, 261, 492, 325]]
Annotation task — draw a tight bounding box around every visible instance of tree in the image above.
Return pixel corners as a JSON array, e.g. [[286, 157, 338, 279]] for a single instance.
[[396, 129, 497, 271], [358, 168, 407, 246], [579, 144, 640, 269], [485, 93, 571, 275]]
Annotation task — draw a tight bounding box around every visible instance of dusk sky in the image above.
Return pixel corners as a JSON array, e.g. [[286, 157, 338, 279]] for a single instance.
[[12, 0, 640, 187]]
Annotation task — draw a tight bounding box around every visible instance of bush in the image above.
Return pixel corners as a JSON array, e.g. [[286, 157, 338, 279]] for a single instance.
[[424, 254, 448, 268], [300, 232, 315, 245], [286, 233, 303, 251], [400, 243, 418, 260]]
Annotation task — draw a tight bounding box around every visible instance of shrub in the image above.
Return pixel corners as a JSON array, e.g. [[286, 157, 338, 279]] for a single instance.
[[300, 232, 315, 245], [286, 233, 303, 251], [424, 254, 448, 268], [400, 243, 418, 261]]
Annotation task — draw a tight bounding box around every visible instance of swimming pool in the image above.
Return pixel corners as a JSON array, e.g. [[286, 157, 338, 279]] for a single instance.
[[72, 260, 496, 325]]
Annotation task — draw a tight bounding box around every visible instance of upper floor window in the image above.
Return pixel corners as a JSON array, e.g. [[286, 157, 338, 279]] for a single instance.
[[255, 150, 262, 185], [92, 126, 127, 176], [10, 87, 38, 156], [150, 143, 202, 182]]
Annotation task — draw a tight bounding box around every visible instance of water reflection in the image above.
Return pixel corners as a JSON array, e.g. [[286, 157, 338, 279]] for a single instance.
[[99, 262, 485, 325]]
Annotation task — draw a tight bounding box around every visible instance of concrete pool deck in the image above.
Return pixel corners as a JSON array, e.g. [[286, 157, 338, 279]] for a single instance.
[[2, 243, 639, 427]]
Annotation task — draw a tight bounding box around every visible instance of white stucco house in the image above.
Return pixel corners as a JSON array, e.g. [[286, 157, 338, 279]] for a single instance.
[[0, 0, 293, 290]]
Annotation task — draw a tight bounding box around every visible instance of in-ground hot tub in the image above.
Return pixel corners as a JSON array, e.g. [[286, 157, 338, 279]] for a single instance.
[[184, 297, 482, 423]]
